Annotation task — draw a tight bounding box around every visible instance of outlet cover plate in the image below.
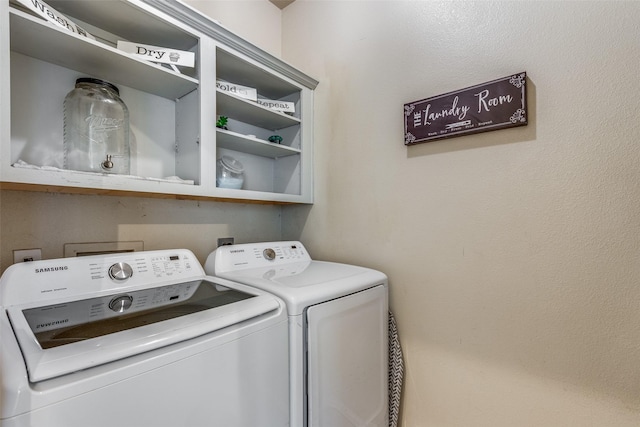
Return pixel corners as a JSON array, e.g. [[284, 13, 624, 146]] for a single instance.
[[13, 249, 42, 263], [217, 237, 235, 247]]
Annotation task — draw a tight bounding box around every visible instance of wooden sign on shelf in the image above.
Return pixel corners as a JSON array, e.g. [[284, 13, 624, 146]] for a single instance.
[[216, 80, 258, 102], [117, 41, 195, 73], [257, 98, 295, 113], [10, 0, 95, 40]]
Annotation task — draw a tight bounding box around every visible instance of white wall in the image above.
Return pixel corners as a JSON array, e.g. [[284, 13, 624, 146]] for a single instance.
[[184, 0, 282, 57], [280, 1, 640, 425], [0, 0, 283, 272], [0, 191, 282, 269]]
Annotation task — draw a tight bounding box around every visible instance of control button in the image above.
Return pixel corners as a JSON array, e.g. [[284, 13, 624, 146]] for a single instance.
[[109, 295, 133, 313], [263, 248, 276, 261], [108, 262, 133, 281]]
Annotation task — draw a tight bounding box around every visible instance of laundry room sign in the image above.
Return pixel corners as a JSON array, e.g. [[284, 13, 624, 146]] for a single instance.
[[404, 72, 527, 145]]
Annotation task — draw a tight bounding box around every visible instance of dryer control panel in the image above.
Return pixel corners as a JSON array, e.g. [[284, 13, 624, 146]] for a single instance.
[[208, 241, 312, 273]]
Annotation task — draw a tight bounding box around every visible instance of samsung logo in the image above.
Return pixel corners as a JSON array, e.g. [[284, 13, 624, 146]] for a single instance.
[[230, 249, 245, 253], [35, 266, 69, 273], [36, 319, 69, 329]]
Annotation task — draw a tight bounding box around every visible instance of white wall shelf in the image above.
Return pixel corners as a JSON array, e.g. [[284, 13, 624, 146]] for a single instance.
[[216, 129, 300, 159], [217, 90, 301, 131], [9, 10, 198, 101]]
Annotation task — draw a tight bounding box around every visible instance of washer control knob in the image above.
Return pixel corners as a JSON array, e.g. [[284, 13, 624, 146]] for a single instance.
[[263, 248, 276, 261], [109, 295, 133, 313], [108, 262, 133, 281]]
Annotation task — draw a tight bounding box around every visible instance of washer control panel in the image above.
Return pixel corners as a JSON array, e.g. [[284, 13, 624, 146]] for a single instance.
[[90, 253, 198, 283], [0, 249, 204, 306]]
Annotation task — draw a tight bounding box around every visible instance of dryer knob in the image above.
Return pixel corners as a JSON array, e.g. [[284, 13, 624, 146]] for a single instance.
[[108, 262, 133, 281], [109, 295, 133, 312], [263, 248, 276, 261]]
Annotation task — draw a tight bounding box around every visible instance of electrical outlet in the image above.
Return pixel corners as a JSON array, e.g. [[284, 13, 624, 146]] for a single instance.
[[13, 248, 42, 263], [217, 237, 234, 247]]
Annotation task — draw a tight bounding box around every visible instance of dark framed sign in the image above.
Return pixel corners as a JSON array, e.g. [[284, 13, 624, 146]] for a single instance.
[[404, 72, 527, 145]]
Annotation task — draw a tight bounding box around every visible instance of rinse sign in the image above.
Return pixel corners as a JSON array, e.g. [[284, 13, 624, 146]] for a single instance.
[[404, 72, 527, 145]]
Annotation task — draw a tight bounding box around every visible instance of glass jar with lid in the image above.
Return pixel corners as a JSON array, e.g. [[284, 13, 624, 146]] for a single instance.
[[63, 78, 130, 174], [216, 155, 245, 189]]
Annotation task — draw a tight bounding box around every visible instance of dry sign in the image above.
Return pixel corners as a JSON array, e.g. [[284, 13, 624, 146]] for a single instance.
[[404, 72, 527, 145]]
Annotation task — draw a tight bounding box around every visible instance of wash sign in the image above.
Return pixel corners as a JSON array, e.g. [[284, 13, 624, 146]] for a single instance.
[[404, 72, 527, 145]]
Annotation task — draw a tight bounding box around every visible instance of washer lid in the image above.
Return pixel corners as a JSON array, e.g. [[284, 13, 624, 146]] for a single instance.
[[7, 279, 278, 382]]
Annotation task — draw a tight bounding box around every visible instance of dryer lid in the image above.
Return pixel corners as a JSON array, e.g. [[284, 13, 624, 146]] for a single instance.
[[217, 261, 387, 315]]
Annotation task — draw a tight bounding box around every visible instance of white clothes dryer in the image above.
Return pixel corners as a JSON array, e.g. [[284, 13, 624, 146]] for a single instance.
[[0, 249, 289, 427], [205, 241, 389, 427]]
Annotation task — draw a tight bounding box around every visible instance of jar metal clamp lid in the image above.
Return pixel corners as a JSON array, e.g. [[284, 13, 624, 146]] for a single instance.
[[75, 77, 120, 94]]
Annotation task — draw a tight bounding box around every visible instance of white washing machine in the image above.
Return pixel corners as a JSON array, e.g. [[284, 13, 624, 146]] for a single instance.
[[0, 249, 289, 427], [205, 241, 389, 427]]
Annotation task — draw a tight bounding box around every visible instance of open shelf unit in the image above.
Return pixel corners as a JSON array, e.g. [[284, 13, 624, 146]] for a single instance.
[[0, 0, 318, 204]]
